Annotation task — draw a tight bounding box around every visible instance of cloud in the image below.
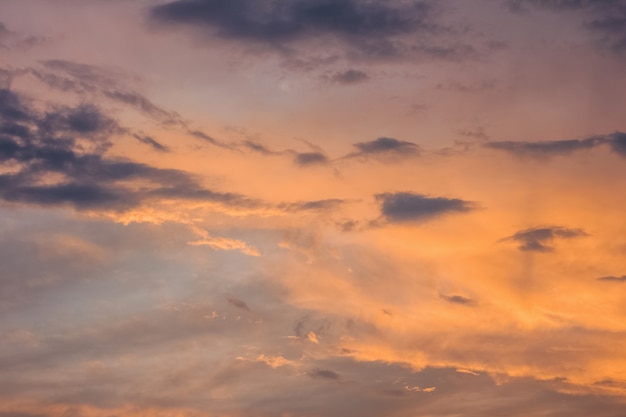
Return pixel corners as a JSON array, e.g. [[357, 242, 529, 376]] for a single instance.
[[597, 275, 626, 282], [150, 0, 430, 43], [227, 296, 251, 311], [485, 136, 606, 157], [148, 0, 474, 61], [0, 21, 45, 50], [188, 129, 232, 148], [243, 140, 282, 155], [344, 137, 421, 160], [506, 1, 626, 54], [282, 199, 345, 211], [375, 192, 475, 222], [501, 226, 588, 252], [0, 88, 258, 211], [325, 69, 370, 85], [485, 132, 626, 158], [294, 151, 329, 166], [609, 131, 626, 156], [440, 293, 474, 305], [132, 134, 170, 152], [32, 60, 184, 126], [187, 227, 260, 256], [308, 368, 340, 380]]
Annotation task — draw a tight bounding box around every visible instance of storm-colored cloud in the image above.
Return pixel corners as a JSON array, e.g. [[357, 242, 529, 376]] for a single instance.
[[376, 192, 475, 222], [501, 226, 587, 252]]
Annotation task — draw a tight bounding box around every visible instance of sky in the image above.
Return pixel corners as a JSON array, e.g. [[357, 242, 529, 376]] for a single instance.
[[1, 0, 626, 416]]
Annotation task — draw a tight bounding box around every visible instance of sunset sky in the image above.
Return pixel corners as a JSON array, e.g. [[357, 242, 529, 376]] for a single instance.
[[1, 1, 626, 416]]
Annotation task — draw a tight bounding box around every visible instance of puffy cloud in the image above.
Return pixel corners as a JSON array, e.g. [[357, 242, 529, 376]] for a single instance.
[[376, 192, 476, 222]]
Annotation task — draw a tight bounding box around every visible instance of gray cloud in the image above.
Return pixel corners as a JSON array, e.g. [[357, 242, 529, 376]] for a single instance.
[[486, 132, 626, 158], [326, 69, 370, 85], [308, 368, 341, 380], [345, 137, 421, 160], [149, 0, 475, 61], [243, 140, 282, 155], [501, 226, 588, 252], [132, 134, 170, 152], [227, 296, 251, 311], [375, 192, 475, 222], [597, 275, 626, 282], [283, 199, 345, 212], [188, 129, 233, 148], [0, 88, 257, 211], [150, 0, 431, 44], [507, 1, 626, 54], [294, 151, 329, 166], [29, 60, 186, 127], [0, 21, 45, 50], [440, 293, 474, 305]]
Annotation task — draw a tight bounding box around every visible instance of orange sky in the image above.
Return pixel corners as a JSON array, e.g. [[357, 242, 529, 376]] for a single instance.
[[1, 1, 626, 416]]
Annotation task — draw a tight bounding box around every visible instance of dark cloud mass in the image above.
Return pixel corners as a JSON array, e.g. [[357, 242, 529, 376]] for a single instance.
[[502, 226, 587, 252], [151, 0, 429, 41], [148, 0, 459, 59], [376, 192, 475, 222], [0, 88, 255, 211]]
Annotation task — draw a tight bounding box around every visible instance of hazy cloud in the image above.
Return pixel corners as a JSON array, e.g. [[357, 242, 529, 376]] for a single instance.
[[33, 60, 184, 126], [282, 198, 345, 211], [308, 368, 340, 380], [597, 275, 626, 282], [227, 296, 251, 311], [376, 192, 475, 222], [132, 133, 170, 152], [507, 1, 626, 54], [294, 151, 329, 166], [501, 226, 588, 252], [326, 69, 370, 84]]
